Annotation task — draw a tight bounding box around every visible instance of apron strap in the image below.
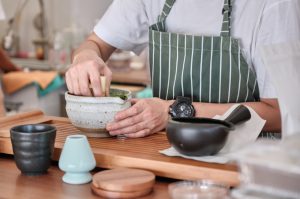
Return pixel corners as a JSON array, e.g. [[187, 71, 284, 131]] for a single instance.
[[158, 0, 176, 22], [158, 0, 232, 36], [221, 0, 232, 37]]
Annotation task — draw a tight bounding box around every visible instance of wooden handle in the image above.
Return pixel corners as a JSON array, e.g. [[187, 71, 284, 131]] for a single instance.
[[100, 76, 106, 95], [88, 76, 107, 96]]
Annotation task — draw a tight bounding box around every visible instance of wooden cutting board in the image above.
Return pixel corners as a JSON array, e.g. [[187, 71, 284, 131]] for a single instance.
[[0, 110, 50, 138], [0, 110, 239, 186]]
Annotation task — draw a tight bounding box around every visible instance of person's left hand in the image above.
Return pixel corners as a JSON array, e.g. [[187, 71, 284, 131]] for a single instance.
[[106, 98, 172, 138]]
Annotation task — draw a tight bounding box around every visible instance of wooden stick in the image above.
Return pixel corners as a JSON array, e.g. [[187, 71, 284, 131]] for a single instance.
[[89, 76, 107, 96], [100, 76, 106, 96]]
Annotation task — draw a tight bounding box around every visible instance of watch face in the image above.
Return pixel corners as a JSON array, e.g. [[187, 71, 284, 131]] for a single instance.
[[175, 102, 193, 117]]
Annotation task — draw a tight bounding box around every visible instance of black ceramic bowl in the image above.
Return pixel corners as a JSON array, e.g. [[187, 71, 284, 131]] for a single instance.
[[166, 105, 251, 156], [10, 124, 56, 175], [166, 118, 232, 156]]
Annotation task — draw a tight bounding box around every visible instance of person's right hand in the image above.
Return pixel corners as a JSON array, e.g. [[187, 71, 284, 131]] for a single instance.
[[65, 49, 112, 97]]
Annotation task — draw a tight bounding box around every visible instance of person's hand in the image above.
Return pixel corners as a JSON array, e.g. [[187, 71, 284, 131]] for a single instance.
[[65, 49, 112, 96], [106, 98, 173, 138]]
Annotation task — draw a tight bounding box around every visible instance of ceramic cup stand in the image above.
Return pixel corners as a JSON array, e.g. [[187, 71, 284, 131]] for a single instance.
[[59, 134, 96, 184]]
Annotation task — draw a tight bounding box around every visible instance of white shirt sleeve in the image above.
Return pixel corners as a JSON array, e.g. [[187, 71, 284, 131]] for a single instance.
[[253, 0, 300, 98], [93, 0, 149, 55]]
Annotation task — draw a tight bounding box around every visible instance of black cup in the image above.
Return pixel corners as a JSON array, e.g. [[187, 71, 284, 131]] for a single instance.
[[10, 124, 56, 175]]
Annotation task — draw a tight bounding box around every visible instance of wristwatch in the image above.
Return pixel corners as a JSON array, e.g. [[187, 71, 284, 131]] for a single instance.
[[169, 96, 195, 118]]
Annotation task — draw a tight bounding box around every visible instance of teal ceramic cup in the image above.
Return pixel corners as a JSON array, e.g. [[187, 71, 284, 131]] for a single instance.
[[58, 134, 96, 184]]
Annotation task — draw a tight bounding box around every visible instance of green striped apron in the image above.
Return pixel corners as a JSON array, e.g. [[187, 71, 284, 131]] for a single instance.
[[149, 0, 260, 103]]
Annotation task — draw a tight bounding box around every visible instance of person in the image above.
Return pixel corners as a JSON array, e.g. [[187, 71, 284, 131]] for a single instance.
[[0, 0, 21, 116], [66, 0, 300, 138], [0, 48, 20, 116]]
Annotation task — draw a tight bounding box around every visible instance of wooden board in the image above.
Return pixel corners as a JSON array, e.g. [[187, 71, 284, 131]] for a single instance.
[[0, 111, 239, 186], [0, 110, 51, 138]]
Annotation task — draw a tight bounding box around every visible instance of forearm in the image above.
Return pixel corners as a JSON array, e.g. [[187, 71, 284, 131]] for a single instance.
[[72, 33, 116, 63], [193, 98, 281, 132], [72, 40, 101, 63]]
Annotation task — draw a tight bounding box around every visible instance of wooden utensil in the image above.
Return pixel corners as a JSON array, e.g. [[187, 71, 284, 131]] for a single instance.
[[92, 168, 155, 192], [91, 184, 152, 199], [100, 76, 106, 96], [89, 76, 107, 96]]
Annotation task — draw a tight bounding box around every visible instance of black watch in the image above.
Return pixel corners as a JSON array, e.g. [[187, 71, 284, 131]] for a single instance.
[[169, 96, 195, 118]]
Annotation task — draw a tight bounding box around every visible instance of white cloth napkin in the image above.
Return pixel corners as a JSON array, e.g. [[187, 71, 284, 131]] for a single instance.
[[160, 104, 266, 164], [260, 41, 300, 138]]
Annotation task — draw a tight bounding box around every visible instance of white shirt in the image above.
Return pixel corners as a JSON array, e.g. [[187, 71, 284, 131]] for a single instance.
[[94, 0, 300, 98]]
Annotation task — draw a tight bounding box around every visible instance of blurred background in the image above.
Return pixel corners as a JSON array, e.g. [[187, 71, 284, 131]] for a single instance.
[[0, 0, 112, 57], [0, 0, 150, 117]]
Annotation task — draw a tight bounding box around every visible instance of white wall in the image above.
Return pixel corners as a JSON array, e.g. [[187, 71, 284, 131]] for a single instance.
[[0, 0, 112, 52]]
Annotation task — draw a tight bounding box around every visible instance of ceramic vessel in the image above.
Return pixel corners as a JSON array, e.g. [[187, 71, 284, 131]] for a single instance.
[[166, 118, 230, 156], [65, 88, 131, 137], [166, 105, 251, 156], [59, 134, 96, 184], [10, 124, 56, 175]]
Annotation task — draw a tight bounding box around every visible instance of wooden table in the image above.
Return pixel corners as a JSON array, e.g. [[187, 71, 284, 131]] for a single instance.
[[0, 154, 171, 199], [0, 111, 239, 190]]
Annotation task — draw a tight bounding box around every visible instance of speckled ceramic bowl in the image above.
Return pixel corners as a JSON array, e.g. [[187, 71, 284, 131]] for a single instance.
[[65, 88, 131, 138]]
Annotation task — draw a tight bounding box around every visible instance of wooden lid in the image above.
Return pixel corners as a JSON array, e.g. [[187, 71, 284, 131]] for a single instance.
[[91, 184, 153, 199], [92, 168, 155, 192]]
